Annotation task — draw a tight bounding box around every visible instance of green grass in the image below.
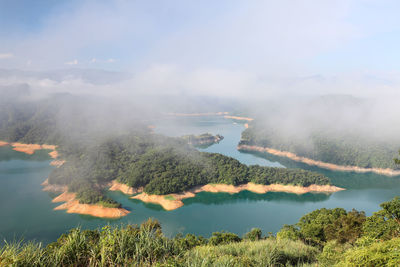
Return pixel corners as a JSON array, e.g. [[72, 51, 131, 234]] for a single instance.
[[0, 220, 178, 267], [337, 238, 400, 267], [184, 238, 319, 267], [164, 195, 176, 201]]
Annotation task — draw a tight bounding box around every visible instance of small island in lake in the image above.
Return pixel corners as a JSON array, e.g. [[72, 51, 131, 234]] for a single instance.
[[182, 133, 224, 147]]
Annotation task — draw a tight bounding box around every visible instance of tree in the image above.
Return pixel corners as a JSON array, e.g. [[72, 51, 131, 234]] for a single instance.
[[243, 228, 262, 241], [324, 209, 366, 244], [297, 208, 346, 245], [362, 197, 400, 241], [276, 225, 301, 241], [209, 232, 241, 245], [395, 150, 400, 165], [380, 197, 400, 224]]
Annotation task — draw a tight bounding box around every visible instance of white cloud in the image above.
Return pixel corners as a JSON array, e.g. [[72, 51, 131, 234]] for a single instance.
[[0, 53, 14, 59]]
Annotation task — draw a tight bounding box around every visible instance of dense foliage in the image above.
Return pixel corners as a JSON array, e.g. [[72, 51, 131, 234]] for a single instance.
[[276, 196, 400, 266], [240, 124, 400, 170]]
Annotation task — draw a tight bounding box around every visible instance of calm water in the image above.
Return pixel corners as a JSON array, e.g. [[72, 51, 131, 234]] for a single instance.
[[1, 116, 400, 245]]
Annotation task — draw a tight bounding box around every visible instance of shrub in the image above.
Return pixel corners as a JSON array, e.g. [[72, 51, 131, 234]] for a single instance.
[[243, 228, 263, 241]]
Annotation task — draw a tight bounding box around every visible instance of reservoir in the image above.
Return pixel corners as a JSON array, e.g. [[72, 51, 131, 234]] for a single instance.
[[1, 116, 400, 244]]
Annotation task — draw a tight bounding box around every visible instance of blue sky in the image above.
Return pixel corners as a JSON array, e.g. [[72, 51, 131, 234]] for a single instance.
[[0, 0, 400, 97]]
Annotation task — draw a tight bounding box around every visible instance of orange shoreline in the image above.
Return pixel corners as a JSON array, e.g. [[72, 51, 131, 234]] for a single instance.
[[165, 112, 255, 122], [224, 115, 254, 122], [41, 178, 68, 192], [2, 140, 124, 219], [0, 140, 65, 166], [109, 180, 343, 211], [52, 191, 130, 219], [109, 180, 143, 195], [238, 144, 400, 177]]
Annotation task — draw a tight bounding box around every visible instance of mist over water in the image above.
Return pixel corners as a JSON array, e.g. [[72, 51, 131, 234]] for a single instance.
[[1, 1, 400, 250]]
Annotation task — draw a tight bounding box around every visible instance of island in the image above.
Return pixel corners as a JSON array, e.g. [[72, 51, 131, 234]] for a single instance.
[[182, 133, 224, 147]]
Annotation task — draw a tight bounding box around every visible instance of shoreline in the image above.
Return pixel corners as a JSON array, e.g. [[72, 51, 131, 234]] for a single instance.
[[238, 144, 400, 177], [41, 178, 68, 193], [0, 140, 65, 167], [52, 191, 130, 218], [129, 182, 343, 211], [223, 115, 254, 122], [166, 112, 229, 117], [165, 112, 254, 122], [109, 180, 143, 195]]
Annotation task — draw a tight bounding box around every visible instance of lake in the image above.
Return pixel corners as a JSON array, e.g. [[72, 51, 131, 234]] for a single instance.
[[1, 116, 400, 244]]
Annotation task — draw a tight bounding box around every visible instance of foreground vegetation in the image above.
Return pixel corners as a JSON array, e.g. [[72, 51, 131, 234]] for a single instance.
[[0, 220, 318, 267], [2, 197, 400, 266]]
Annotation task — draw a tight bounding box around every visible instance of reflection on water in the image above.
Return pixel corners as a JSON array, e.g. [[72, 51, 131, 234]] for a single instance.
[[182, 191, 330, 206]]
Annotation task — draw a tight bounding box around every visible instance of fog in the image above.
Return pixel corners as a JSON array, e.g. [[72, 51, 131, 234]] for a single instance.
[[1, 1, 400, 144]]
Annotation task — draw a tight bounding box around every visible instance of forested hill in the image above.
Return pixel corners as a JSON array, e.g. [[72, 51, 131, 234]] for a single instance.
[[240, 123, 400, 170], [48, 132, 330, 206], [238, 95, 400, 170]]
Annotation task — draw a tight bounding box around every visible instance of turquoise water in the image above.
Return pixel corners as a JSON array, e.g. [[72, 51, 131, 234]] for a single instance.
[[1, 116, 400, 245]]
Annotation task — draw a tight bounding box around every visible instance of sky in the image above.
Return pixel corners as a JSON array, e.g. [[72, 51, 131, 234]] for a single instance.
[[0, 0, 400, 97]]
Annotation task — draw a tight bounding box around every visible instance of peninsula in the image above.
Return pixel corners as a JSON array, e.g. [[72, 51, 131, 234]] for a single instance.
[[239, 120, 400, 174], [52, 191, 130, 218], [0, 141, 65, 167]]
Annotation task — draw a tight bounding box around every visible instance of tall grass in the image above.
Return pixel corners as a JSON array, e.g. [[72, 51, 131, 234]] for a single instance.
[[0, 220, 320, 266], [184, 238, 319, 267], [0, 219, 181, 266], [0, 241, 46, 266]]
